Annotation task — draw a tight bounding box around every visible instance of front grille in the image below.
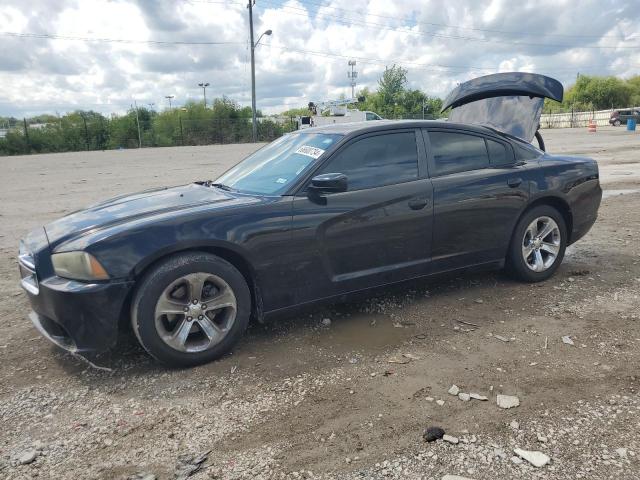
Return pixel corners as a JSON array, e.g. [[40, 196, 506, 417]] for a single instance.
[[19, 252, 39, 295]]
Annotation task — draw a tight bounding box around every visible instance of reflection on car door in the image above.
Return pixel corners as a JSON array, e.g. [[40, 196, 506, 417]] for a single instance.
[[289, 130, 433, 305], [425, 128, 529, 271]]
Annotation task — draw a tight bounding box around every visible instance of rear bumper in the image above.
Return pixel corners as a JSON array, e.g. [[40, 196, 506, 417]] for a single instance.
[[23, 275, 133, 353]]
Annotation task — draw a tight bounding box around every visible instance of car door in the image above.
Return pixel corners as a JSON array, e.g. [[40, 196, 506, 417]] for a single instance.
[[425, 128, 529, 272], [288, 129, 433, 304]]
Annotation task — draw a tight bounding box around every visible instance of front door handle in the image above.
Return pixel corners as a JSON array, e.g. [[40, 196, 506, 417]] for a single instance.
[[408, 198, 429, 210], [507, 177, 523, 188]]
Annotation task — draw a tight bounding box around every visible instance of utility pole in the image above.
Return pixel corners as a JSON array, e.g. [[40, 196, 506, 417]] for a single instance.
[[165, 95, 174, 110], [247, 2, 272, 143], [248, 0, 257, 142], [422, 99, 429, 120], [81, 113, 90, 150], [23, 118, 30, 153], [133, 101, 142, 148], [348, 60, 357, 99], [198, 83, 209, 108]]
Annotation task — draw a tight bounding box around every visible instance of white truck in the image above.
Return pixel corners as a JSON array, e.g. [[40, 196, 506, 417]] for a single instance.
[[297, 98, 383, 130]]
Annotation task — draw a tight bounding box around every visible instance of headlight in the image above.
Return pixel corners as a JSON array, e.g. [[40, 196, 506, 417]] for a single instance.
[[51, 252, 110, 281]]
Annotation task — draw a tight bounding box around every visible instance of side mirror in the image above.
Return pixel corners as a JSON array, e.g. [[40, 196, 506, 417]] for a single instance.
[[309, 173, 348, 194]]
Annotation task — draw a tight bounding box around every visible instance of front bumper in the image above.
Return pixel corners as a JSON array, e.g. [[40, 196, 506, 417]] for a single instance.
[[22, 273, 133, 353]]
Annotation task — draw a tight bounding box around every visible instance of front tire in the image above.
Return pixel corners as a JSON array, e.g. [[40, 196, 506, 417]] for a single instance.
[[507, 205, 567, 282], [131, 252, 251, 367], [613, 119, 621, 126]]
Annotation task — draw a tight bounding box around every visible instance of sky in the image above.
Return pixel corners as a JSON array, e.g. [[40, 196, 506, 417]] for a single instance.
[[1, 0, 639, 118]]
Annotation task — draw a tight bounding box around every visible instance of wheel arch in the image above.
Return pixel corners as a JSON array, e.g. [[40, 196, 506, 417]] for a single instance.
[[518, 195, 574, 243], [118, 242, 263, 333]]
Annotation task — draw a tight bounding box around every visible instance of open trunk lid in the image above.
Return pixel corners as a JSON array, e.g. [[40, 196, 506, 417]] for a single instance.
[[442, 72, 563, 143]]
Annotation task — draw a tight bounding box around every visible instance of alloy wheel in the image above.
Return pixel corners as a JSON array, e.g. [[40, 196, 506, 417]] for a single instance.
[[154, 272, 237, 352], [522, 216, 561, 272]]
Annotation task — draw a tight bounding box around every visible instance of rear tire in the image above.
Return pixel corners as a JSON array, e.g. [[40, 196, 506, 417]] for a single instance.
[[507, 205, 567, 282], [131, 252, 251, 367], [613, 119, 621, 127]]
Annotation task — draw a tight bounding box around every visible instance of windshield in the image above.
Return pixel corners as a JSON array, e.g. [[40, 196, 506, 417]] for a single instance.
[[215, 133, 342, 195]]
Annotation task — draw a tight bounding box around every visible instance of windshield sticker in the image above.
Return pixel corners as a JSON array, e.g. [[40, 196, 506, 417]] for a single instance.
[[295, 145, 325, 159], [275, 178, 287, 184]]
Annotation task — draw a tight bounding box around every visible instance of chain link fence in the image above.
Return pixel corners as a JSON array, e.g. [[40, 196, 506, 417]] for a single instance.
[[0, 113, 299, 156]]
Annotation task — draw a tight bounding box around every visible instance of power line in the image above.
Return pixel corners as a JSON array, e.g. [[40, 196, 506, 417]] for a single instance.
[[3, 30, 635, 75], [0, 32, 244, 46], [258, 0, 640, 49], [295, 0, 633, 40], [260, 43, 640, 74], [260, 43, 490, 71]]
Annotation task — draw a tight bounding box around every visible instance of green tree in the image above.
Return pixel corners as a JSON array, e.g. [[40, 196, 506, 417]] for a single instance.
[[626, 75, 640, 106], [378, 64, 408, 108], [565, 75, 632, 110], [109, 108, 144, 148]]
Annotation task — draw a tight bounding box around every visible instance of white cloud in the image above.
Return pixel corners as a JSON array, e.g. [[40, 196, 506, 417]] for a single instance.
[[0, 0, 639, 117]]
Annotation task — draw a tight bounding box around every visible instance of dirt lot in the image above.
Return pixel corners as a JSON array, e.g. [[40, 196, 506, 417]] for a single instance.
[[1, 127, 639, 480]]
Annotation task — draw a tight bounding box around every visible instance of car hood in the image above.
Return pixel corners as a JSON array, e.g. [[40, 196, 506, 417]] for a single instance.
[[44, 183, 253, 247], [442, 72, 563, 143]]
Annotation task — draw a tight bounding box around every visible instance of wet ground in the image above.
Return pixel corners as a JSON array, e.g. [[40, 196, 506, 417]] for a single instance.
[[0, 127, 639, 479]]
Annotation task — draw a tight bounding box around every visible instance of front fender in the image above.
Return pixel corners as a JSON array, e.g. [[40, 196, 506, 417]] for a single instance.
[[55, 197, 294, 315]]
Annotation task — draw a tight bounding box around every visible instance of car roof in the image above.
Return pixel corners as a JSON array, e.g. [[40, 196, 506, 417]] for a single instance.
[[299, 119, 504, 138]]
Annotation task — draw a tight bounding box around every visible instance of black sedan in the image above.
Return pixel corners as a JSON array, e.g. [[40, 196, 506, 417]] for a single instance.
[[18, 73, 602, 366]]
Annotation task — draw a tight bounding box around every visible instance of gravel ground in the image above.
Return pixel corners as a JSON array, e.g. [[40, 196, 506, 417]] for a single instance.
[[1, 127, 639, 480]]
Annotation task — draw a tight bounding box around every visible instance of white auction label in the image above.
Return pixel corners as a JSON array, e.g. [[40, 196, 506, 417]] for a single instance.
[[295, 145, 325, 159]]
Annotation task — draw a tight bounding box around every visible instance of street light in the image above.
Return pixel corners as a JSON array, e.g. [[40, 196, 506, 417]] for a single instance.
[[248, 0, 272, 142], [198, 82, 210, 108], [249, 29, 271, 142], [254, 29, 272, 47], [165, 95, 174, 110]]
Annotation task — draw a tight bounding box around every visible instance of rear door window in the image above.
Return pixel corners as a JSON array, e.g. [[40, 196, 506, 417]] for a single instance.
[[486, 138, 514, 166], [428, 131, 489, 176]]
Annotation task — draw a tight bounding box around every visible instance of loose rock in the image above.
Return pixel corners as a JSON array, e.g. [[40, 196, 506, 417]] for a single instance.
[[442, 434, 459, 444], [469, 393, 488, 401], [174, 450, 210, 480], [562, 335, 574, 345], [616, 448, 628, 458], [496, 394, 520, 409], [17, 448, 39, 465], [387, 356, 410, 364], [442, 475, 476, 480], [513, 448, 551, 468], [458, 392, 471, 402], [423, 426, 445, 442], [448, 385, 460, 396]]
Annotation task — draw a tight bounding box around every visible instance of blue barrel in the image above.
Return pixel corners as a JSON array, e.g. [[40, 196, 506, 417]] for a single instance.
[[628, 119, 637, 131]]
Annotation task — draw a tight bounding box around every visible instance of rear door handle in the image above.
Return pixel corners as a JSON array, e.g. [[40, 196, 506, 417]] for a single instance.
[[507, 177, 523, 188], [408, 198, 429, 210]]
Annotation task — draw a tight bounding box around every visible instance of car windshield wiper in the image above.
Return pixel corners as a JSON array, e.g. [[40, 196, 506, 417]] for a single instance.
[[210, 183, 234, 191], [195, 180, 235, 191]]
